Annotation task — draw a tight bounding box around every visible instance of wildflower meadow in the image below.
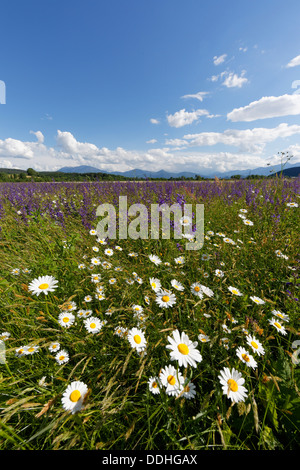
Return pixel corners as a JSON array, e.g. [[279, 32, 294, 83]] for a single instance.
[[0, 177, 299, 450]]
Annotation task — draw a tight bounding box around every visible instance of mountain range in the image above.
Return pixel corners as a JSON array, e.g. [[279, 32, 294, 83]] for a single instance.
[[58, 162, 300, 179]]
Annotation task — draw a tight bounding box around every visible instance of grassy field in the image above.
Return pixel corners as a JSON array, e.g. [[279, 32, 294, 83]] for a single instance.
[[0, 178, 299, 450]]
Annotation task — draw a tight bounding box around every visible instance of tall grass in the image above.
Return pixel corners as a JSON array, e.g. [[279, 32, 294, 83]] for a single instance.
[[0, 178, 299, 450]]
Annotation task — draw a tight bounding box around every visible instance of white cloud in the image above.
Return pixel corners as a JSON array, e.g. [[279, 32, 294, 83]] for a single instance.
[[30, 130, 45, 143], [213, 54, 227, 65], [146, 139, 157, 144], [286, 54, 300, 68], [182, 123, 300, 153], [166, 108, 209, 128], [150, 118, 160, 124], [181, 91, 209, 102], [222, 70, 248, 88], [227, 94, 300, 122]]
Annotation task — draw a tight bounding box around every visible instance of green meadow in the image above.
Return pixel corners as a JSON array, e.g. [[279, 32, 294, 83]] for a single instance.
[[0, 178, 299, 450]]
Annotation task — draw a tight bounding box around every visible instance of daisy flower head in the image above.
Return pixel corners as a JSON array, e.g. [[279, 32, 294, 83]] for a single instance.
[[61, 381, 89, 415], [179, 215, 192, 226], [84, 295, 93, 303], [28, 275, 58, 296], [48, 341, 60, 353], [11, 268, 20, 275], [200, 284, 214, 297], [89, 229, 97, 236], [239, 209, 248, 213], [182, 381, 197, 400], [26, 345, 40, 355], [218, 367, 248, 403], [190, 282, 203, 298], [268, 318, 287, 335], [148, 376, 161, 395], [243, 219, 254, 226], [58, 312, 76, 328], [215, 269, 224, 277], [246, 335, 265, 356], [104, 248, 114, 256], [155, 290, 176, 308], [228, 286, 243, 296], [174, 255, 185, 265], [55, 349, 69, 365], [166, 330, 202, 368], [132, 304, 144, 314], [198, 333, 210, 343], [84, 316, 103, 334], [271, 310, 289, 322], [171, 279, 184, 291], [91, 274, 101, 283], [0, 332, 10, 341], [91, 257, 101, 266], [201, 253, 210, 261], [144, 295, 150, 305], [250, 296, 265, 305], [149, 254, 162, 265], [159, 364, 184, 397], [236, 346, 257, 369], [127, 327, 147, 352], [15, 345, 29, 357], [92, 246, 99, 253], [149, 277, 161, 292], [286, 202, 298, 207]]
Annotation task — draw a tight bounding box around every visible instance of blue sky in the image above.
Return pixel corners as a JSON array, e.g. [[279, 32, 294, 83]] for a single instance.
[[1, 0, 300, 175]]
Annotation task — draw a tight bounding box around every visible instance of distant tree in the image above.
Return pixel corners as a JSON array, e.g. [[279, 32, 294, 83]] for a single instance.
[[27, 168, 37, 176]]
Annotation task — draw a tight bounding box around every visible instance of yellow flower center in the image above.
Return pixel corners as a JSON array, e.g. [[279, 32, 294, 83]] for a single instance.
[[151, 283, 156, 288], [251, 340, 258, 349], [194, 286, 200, 292], [59, 355, 65, 361], [274, 322, 282, 329], [90, 322, 96, 329], [152, 381, 158, 388], [167, 375, 176, 386], [232, 289, 238, 294], [70, 390, 81, 402], [227, 379, 238, 392], [134, 334, 141, 344], [178, 343, 189, 355], [28, 347, 35, 352], [52, 344, 57, 349], [242, 353, 250, 362], [162, 295, 170, 302], [63, 317, 69, 323], [39, 283, 49, 290]]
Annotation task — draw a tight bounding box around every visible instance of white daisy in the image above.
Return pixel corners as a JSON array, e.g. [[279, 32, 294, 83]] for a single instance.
[[198, 333, 210, 343], [155, 290, 176, 308], [174, 255, 185, 265], [28, 275, 58, 296], [171, 279, 184, 291], [271, 310, 289, 322], [228, 286, 243, 296], [166, 330, 202, 368], [246, 335, 265, 356], [132, 304, 144, 314], [55, 349, 69, 364], [48, 342, 60, 353], [236, 346, 257, 369], [243, 219, 254, 226], [268, 318, 287, 335], [190, 282, 203, 298], [15, 345, 29, 357], [84, 295, 93, 303], [159, 364, 184, 397], [148, 376, 161, 395], [215, 269, 224, 277], [286, 202, 298, 207], [127, 327, 147, 352], [91, 274, 101, 283], [250, 296, 265, 305], [200, 284, 214, 297], [89, 229, 97, 236], [149, 277, 161, 292], [218, 367, 248, 403], [61, 381, 89, 414], [84, 316, 102, 334], [25, 345, 40, 355], [91, 257, 101, 266], [104, 248, 114, 256], [149, 254, 162, 265], [182, 381, 197, 400], [58, 312, 76, 328]]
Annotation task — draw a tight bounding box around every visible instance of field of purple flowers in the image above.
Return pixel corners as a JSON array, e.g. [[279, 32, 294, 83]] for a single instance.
[[0, 177, 299, 450]]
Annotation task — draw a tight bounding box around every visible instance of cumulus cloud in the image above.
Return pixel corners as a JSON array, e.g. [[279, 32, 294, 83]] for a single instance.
[[213, 54, 227, 65], [286, 54, 300, 68], [227, 94, 300, 122], [150, 118, 160, 124], [166, 108, 209, 128], [146, 139, 157, 144], [30, 130, 45, 143], [180, 123, 300, 153], [222, 70, 248, 88]]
